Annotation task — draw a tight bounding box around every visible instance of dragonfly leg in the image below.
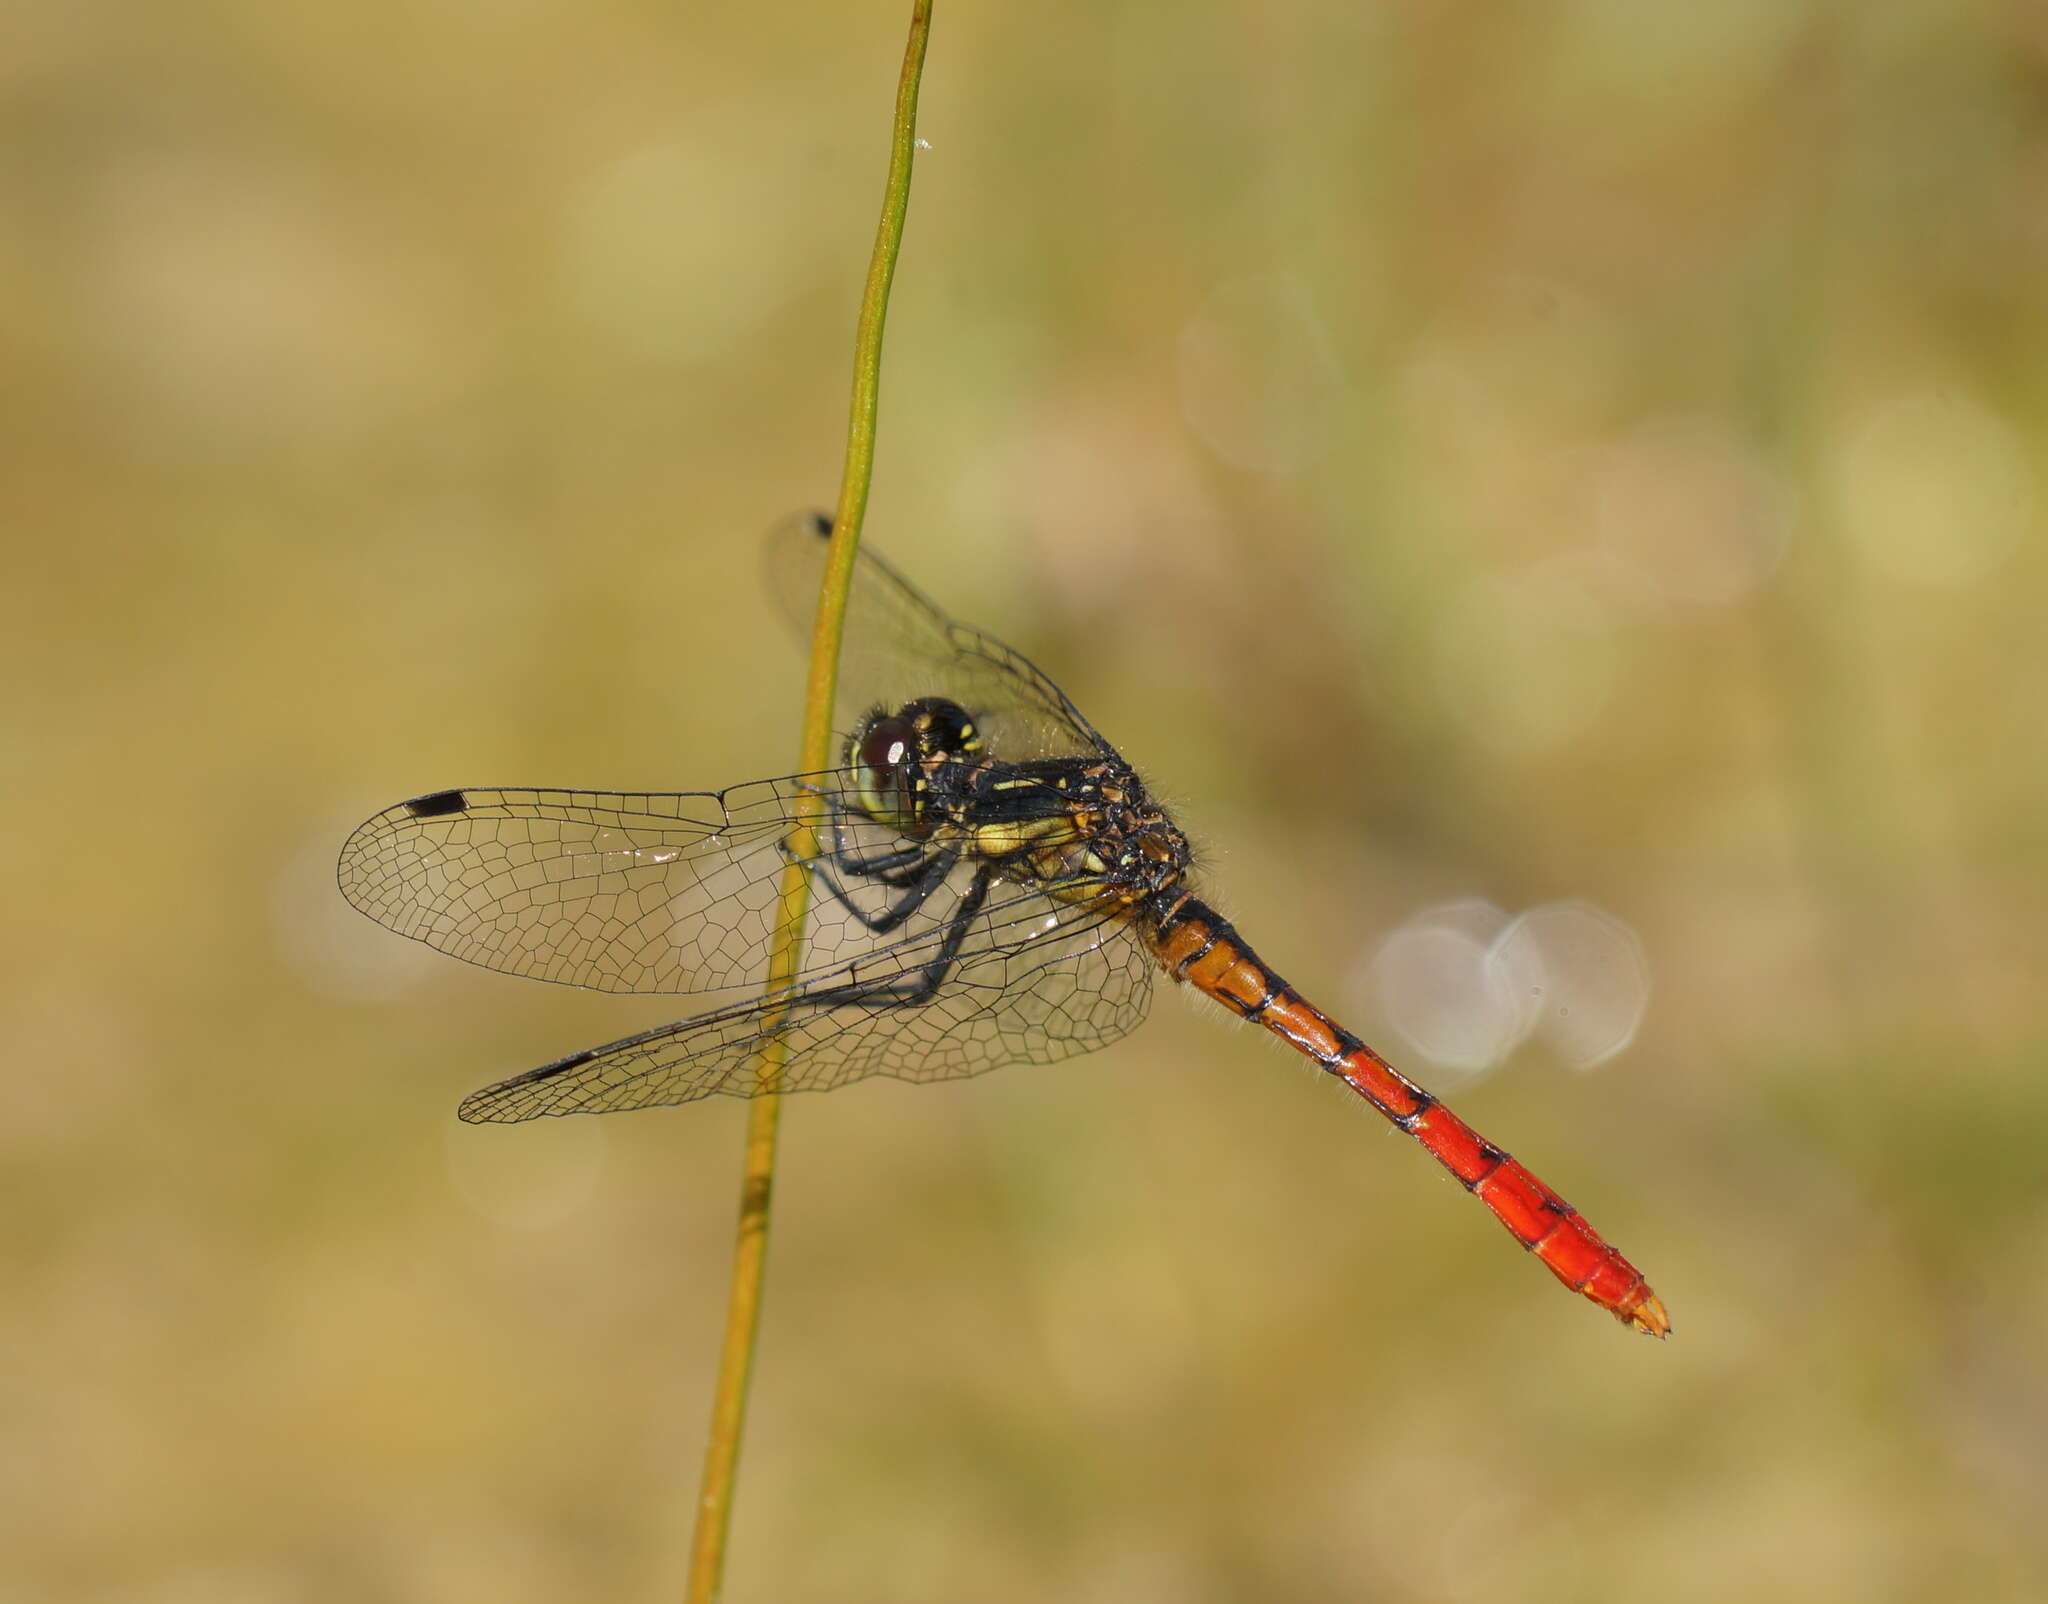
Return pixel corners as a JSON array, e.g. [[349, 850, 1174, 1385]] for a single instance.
[[804, 865, 993, 1008], [784, 798, 931, 882], [778, 822, 925, 889], [806, 844, 961, 935], [824, 806, 933, 879]]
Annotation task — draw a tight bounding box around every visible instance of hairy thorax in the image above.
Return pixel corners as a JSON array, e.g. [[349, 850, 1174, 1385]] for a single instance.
[[1003, 760, 1190, 913], [845, 697, 1190, 916]]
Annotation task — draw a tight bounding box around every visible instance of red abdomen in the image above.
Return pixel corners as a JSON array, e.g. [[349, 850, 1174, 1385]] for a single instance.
[[1149, 895, 1668, 1337]]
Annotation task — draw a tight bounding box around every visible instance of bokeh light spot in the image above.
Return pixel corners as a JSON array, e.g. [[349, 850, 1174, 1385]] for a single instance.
[[1365, 898, 1650, 1076], [1487, 900, 1651, 1069], [1366, 899, 1524, 1078]]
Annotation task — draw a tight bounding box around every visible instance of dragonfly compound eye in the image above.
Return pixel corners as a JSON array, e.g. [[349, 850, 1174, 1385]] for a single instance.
[[853, 713, 922, 823]]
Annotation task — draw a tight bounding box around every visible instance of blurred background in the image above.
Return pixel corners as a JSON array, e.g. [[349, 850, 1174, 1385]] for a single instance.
[[5, 3, 2046, 1600]]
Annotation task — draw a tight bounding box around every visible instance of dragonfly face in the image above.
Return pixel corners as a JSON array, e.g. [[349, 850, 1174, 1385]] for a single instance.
[[338, 516, 1666, 1335], [845, 695, 983, 832]]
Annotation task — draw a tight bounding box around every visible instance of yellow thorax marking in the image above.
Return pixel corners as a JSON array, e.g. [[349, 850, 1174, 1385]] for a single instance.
[[963, 813, 1079, 858]]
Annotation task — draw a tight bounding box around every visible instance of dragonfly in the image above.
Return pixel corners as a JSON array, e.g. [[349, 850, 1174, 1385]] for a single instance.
[[339, 515, 1669, 1337]]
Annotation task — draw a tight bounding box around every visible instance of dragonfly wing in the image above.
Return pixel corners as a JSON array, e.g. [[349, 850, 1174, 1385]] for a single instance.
[[456, 880, 1158, 1120], [768, 512, 1109, 762], [339, 774, 917, 997]]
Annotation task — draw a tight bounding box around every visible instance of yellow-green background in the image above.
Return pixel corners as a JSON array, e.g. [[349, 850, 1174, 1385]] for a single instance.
[[7, 5, 2045, 1600]]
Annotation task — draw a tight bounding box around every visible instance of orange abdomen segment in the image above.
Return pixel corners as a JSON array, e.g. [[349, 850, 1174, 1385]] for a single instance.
[[1153, 897, 1669, 1337], [1404, 1090, 1664, 1328]]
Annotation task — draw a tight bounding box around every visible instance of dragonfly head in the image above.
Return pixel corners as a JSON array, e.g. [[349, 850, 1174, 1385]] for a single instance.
[[847, 696, 982, 828]]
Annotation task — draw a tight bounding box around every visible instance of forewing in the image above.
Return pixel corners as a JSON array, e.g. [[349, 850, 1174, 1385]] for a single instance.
[[769, 512, 1108, 762], [339, 776, 902, 997], [456, 880, 1158, 1120]]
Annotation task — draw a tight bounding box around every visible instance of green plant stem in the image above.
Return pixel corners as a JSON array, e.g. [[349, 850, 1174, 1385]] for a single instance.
[[683, 6, 932, 1601]]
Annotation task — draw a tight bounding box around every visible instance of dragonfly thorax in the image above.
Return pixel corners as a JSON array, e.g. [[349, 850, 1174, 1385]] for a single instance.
[[846, 697, 1191, 905], [985, 755, 1193, 910]]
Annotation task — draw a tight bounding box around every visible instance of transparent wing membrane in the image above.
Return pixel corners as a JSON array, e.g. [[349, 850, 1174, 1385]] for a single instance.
[[340, 523, 1161, 1120], [342, 776, 870, 998], [768, 512, 1108, 762], [456, 887, 1154, 1120]]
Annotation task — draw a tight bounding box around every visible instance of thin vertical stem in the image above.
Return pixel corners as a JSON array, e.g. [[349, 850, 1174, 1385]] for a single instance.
[[683, 6, 932, 1601]]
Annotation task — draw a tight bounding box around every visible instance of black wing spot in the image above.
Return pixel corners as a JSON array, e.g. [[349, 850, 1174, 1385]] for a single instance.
[[807, 510, 833, 539], [405, 789, 470, 818], [535, 1047, 598, 1076]]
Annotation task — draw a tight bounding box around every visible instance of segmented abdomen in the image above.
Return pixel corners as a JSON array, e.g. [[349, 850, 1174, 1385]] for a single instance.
[[1149, 895, 1668, 1337]]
